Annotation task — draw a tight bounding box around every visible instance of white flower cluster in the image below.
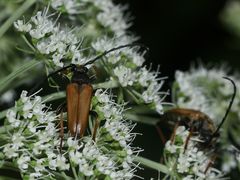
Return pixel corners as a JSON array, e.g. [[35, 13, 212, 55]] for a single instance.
[[93, 89, 141, 179], [67, 137, 128, 178], [2, 90, 62, 179], [86, 0, 131, 36], [1, 90, 140, 179], [51, 0, 82, 14], [174, 66, 240, 173], [14, 8, 90, 68], [174, 66, 240, 123], [92, 37, 167, 114], [164, 126, 226, 180]]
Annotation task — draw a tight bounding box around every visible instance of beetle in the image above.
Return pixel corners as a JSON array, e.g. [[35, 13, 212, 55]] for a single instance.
[[158, 77, 237, 174], [161, 77, 236, 149], [44, 43, 148, 146]]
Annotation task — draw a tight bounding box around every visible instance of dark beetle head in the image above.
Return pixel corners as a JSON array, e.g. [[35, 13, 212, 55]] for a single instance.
[[71, 65, 88, 74], [71, 65, 90, 85]]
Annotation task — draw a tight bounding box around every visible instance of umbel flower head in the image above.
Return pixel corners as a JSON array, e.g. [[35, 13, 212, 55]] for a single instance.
[[164, 126, 226, 180], [14, 2, 168, 114], [1, 90, 140, 179], [173, 65, 240, 173]]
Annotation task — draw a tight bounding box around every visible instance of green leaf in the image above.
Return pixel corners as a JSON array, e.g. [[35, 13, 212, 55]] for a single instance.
[[134, 156, 169, 175], [0, 60, 41, 94]]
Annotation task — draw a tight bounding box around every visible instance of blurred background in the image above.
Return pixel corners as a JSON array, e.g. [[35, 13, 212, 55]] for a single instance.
[[117, 0, 240, 178]]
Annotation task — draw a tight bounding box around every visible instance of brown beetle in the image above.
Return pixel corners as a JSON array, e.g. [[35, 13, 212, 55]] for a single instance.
[[161, 77, 236, 149], [47, 43, 148, 147]]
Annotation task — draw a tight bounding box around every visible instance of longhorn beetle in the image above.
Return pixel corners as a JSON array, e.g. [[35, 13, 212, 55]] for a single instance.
[[161, 77, 236, 150], [158, 77, 237, 174], [44, 43, 148, 148]]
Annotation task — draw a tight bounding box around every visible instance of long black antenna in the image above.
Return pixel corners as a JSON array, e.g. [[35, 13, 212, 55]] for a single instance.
[[212, 77, 237, 138], [28, 64, 76, 95], [28, 43, 148, 95], [84, 43, 149, 66]]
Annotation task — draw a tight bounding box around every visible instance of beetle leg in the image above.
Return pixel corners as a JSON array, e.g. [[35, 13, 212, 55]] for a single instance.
[[170, 121, 180, 145], [56, 102, 66, 153], [89, 111, 99, 141], [204, 154, 217, 174], [156, 125, 166, 145], [183, 127, 193, 153], [92, 117, 99, 141]]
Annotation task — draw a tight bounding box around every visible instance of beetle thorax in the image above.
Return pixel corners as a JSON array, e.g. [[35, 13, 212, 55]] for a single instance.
[[71, 66, 90, 85]]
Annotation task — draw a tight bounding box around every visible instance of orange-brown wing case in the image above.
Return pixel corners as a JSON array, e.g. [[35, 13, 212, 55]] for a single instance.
[[66, 83, 93, 137], [166, 108, 215, 133], [77, 84, 93, 137], [67, 83, 79, 136]]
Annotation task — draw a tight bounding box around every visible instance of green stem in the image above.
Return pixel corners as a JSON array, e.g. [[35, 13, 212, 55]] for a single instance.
[[0, 60, 41, 94], [71, 163, 78, 179], [42, 91, 65, 102], [0, 0, 36, 39], [21, 34, 36, 52], [134, 156, 169, 175], [92, 80, 118, 89], [124, 113, 159, 126]]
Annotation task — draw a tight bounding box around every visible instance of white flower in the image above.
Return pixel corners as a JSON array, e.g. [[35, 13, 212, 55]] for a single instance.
[[174, 66, 237, 123], [23, 101, 33, 118], [28, 121, 36, 133], [92, 36, 116, 53], [93, 0, 130, 36], [34, 159, 46, 172], [12, 133, 25, 149], [30, 10, 54, 39], [96, 155, 115, 174], [165, 141, 177, 153], [177, 153, 191, 173], [69, 150, 82, 164], [20, 90, 29, 103], [14, 20, 32, 32], [56, 155, 70, 170], [79, 160, 94, 176], [82, 142, 100, 160], [3, 144, 18, 158], [113, 66, 136, 87], [46, 150, 57, 170], [95, 89, 111, 104], [67, 137, 81, 150], [164, 126, 225, 179], [6, 109, 21, 127], [17, 154, 30, 171], [51, 0, 82, 14]]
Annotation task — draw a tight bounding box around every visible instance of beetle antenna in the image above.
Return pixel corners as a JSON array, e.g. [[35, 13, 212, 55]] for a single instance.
[[212, 77, 237, 138], [84, 43, 149, 66], [47, 64, 76, 78], [28, 64, 76, 95]]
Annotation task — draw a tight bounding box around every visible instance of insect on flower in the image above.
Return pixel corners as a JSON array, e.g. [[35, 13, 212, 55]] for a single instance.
[[43, 43, 148, 149], [161, 77, 236, 150]]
